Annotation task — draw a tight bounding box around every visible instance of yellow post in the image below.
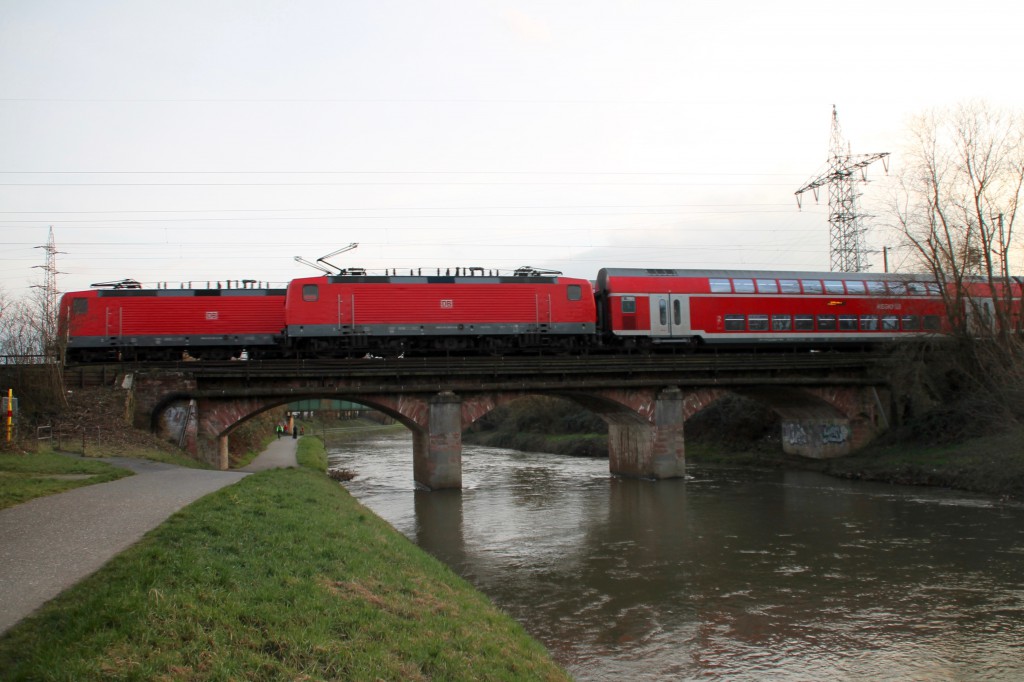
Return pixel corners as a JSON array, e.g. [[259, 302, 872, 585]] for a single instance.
[[6, 388, 12, 443]]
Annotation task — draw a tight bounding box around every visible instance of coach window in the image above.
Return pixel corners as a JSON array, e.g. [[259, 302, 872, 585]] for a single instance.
[[794, 314, 814, 331], [887, 281, 907, 295], [866, 281, 887, 295], [845, 280, 866, 294], [756, 279, 778, 293], [621, 297, 636, 314], [906, 282, 926, 296], [881, 315, 900, 330], [779, 279, 800, 294], [302, 284, 319, 302], [748, 314, 769, 331], [567, 285, 582, 301], [923, 315, 941, 331], [710, 279, 732, 293], [817, 315, 837, 331], [902, 315, 921, 330], [673, 299, 682, 325], [925, 283, 941, 295], [860, 315, 878, 330], [72, 298, 88, 314], [772, 314, 792, 331], [659, 299, 668, 325], [839, 315, 857, 331], [824, 280, 845, 294], [733, 279, 755, 293], [724, 314, 745, 331], [801, 280, 823, 294]]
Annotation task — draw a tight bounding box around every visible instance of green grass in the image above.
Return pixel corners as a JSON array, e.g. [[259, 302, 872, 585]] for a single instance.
[[0, 452, 134, 510], [0, 467, 570, 681], [296, 435, 328, 471]]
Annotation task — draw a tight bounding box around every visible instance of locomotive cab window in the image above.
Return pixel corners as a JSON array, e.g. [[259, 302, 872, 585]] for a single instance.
[[567, 285, 582, 301], [621, 297, 636, 313], [302, 284, 319, 302], [72, 298, 88, 314]]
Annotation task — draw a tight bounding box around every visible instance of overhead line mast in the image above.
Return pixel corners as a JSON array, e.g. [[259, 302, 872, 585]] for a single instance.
[[796, 106, 889, 272]]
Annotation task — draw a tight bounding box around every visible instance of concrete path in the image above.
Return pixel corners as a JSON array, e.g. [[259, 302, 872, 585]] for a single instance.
[[0, 438, 298, 635]]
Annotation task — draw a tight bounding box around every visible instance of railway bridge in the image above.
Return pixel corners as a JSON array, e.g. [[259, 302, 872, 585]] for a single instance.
[[74, 353, 894, 490]]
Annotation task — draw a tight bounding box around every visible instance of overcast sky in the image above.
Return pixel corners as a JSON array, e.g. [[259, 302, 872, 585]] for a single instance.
[[2, 1, 1022, 298]]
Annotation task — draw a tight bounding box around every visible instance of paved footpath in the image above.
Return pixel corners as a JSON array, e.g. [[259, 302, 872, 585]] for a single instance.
[[0, 438, 298, 635]]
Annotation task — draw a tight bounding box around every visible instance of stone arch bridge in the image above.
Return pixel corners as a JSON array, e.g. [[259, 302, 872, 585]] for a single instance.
[[115, 354, 893, 490]]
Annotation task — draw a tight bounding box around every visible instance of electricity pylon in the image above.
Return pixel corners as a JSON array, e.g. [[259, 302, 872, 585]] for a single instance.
[[795, 106, 889, 272]]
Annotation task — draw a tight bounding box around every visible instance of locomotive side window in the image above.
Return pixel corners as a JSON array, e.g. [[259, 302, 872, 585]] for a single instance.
[[659, 299, 668, 325], [733, 279, 755, 293], [779, 279, 800, 293], [817, 315, 837, 330], [673, 299, 682, 325], [839, 315, 857, 330], [860, 315, 879, 330], [72, 298, 88, 314], [771, 315, 791, 331], [881, 315, 900, 330], [748, 314, 769, 331], [567, 285, 582, 301], [923, 315, 941, 330], [866, 281, 887, 295], [621, 297, 636, 313], [902, 315, 921, 330], [724, 315, 745, 331], [756, 279, 778, 293], [801, 280, 823, 294], [302, 284, 319, 302], [794, 315, 814, 331], [710, 279, 732, 293]]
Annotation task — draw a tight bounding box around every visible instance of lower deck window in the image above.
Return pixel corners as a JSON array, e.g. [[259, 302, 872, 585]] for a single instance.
[[794, 315, 814, 331], [881, 315, 900, 330], [817, 315, 836, 331], [901, 315, 921, 330], [772, 315, 791, 331], [748, 314, 769, 331], [724, 315, 745, 331], [839, 315, 857, 331]]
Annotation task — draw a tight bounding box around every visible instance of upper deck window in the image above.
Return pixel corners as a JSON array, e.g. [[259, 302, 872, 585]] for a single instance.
[[709, 278, 732, 293], [887, 281, 908, 295], [866, 281, 887, 295], [801, 280, 823, 294], [567, 284, 582, 301], [824, 280, 845, 294], [756, 279, 778, 293], [845, 280, 867, 294], [302, 284, 319, 302], [779, 279, 800, 294], [733, 279, 755, 293]]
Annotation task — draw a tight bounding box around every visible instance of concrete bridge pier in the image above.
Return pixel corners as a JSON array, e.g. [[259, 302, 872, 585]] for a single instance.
[[412, 391, 463, 490], [607, 387, 686, 480]]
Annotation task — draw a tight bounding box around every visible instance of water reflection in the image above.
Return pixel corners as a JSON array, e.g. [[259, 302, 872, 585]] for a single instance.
[[330, 433, 1024, 681]]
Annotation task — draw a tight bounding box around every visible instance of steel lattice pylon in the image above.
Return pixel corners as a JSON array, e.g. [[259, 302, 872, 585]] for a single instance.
[[796, 106, 889, 272]]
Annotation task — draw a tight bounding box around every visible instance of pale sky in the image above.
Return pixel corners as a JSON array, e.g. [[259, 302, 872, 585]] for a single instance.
[[2, 1, 1021, 298]]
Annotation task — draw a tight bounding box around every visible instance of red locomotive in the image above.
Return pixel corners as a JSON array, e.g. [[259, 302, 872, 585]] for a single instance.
[[60, 280, 286, 362], [284, 267, 596, 356], [595, 268, 952, 349]]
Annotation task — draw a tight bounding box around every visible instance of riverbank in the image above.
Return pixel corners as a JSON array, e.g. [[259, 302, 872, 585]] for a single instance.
[[0, 440, 569, 681], [464, 395, 1024, 499]]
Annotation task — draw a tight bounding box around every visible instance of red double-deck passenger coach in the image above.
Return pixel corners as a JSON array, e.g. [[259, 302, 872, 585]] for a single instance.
[[596, 268, 949, 348]]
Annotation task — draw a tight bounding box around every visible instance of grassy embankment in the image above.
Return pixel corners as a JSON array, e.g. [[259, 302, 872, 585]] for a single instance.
[[0, 452, 134, 511], [0, 437, 569, 681]]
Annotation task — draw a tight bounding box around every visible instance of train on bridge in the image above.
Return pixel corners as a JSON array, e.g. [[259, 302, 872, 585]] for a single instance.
[[58, 266, 1019, 363]]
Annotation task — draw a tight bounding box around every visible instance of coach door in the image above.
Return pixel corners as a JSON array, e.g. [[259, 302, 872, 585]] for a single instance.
[[648, 294, 690, 339]]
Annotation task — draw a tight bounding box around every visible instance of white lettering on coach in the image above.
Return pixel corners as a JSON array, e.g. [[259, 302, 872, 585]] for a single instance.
[[205, 311, 219, 320], [876, 303, 902, 310], [440, 299, 454, 309]]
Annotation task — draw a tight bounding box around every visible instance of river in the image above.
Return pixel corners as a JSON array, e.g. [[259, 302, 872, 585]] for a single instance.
[[327, 430, 1024, 681]]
